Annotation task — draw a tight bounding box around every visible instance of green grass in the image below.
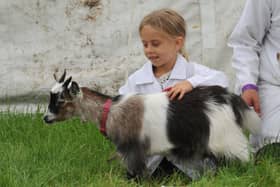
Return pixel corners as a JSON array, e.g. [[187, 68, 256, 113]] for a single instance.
[[0, 112, 280, 187]]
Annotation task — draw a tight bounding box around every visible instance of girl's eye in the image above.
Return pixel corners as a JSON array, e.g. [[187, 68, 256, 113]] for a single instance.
[[142, 41, 160, 48], [151, 41, 160, 47]]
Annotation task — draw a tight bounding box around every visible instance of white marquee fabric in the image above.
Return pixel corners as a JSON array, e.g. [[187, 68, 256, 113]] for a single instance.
[[0, 0, 246, 110]]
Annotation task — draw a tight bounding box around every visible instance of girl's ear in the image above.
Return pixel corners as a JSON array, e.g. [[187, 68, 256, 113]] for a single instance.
[[175, 36, 184, 52]]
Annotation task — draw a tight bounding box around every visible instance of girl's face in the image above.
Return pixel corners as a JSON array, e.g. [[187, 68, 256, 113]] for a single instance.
[[140, 25, 184, 75]]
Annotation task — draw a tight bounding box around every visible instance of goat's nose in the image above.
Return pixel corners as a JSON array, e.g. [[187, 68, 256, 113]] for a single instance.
[[43, 116, 48, 122], [43, 115, 52, 124]]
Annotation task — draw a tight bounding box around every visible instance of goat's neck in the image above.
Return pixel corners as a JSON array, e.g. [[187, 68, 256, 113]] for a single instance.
[[76, 87, 111, 127]]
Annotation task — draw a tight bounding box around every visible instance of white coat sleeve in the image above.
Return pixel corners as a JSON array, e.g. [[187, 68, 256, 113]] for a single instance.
[[187, 63, 229, 88], [228, 0, 271, 92]]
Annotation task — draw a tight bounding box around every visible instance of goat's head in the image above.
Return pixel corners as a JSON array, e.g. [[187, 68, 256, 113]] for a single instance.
[[43, 70, 81, 124]]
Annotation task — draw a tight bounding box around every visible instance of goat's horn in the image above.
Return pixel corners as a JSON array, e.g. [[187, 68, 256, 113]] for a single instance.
[[63, 76, 72, 88], [53, 73, 58, 82], [59, 69, 66, 83]]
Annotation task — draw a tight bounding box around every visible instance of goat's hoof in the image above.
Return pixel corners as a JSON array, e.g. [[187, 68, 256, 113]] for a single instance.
[[126, 171, 136, 180], [126, 172, 142, 182]]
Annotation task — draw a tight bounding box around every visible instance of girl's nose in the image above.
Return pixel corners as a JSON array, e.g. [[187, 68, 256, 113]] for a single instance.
[[145, 45, 153, 53]]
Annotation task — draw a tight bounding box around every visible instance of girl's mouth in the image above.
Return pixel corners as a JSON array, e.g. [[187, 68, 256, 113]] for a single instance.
[[149, 56, 159, 61]]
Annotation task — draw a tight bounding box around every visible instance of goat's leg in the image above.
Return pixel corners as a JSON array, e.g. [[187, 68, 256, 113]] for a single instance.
[[118, 142, 146, 178]]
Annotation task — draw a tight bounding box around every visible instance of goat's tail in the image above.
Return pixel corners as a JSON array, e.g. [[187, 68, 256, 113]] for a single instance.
[[242, 108, 261, 135]]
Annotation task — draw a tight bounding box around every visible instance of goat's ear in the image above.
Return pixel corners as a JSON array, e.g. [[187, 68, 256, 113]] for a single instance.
[[63, 76, 72, 88], [69, 81, 80, 96], [58, 69, 67, 83]]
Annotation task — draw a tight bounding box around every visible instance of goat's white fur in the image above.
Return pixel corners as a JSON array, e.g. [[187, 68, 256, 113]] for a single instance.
[[141, 93, 173, 154], [51, 82, 64, 93], [206, 103, 249, 161]]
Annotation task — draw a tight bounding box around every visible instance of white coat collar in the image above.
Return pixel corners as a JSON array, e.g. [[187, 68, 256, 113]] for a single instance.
[[135, 54, 189, 85]]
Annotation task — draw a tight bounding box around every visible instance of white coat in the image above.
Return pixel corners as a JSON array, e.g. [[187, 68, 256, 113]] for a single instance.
[[119, 54, 228, 179], [119, 54, 228, 94], [228, 0, 280, 145]]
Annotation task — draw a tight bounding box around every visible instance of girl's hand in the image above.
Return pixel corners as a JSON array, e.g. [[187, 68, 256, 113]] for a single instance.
[[241, 89, 261, 116], [167, 80, 193, 100]]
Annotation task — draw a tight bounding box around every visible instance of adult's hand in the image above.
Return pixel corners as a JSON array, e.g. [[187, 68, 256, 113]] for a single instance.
[[242, 89, 261, 115]]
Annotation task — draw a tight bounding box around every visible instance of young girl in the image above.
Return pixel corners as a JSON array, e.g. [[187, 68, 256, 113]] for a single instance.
[[119, 8, 228, 180]]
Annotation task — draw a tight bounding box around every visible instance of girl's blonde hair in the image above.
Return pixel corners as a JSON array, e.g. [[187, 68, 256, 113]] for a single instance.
[[139, 8, 189, 60]]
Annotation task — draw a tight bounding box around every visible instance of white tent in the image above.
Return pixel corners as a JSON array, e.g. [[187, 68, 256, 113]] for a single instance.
[[0, 0, 246, 111]]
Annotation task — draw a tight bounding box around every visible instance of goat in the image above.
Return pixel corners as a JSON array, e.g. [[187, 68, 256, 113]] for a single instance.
[[44, 71, 261, 178]]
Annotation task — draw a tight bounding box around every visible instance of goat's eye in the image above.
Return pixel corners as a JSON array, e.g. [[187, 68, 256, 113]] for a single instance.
[[57, 94, 65, 104], [58, 99, 64, 103], [58, 96, 65, 103], [59, 92, 67, 100]]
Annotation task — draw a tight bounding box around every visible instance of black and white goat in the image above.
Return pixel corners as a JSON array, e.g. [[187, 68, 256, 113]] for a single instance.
[[44, 71, 261, 177]]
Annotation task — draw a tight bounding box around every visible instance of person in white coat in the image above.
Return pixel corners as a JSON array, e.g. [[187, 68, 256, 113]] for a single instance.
[[119, 8, 228, 180], [228, 0, 280, 150]]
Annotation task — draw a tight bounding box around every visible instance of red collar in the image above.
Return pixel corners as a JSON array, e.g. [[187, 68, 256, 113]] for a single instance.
[[100, 99, 112, 136]]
